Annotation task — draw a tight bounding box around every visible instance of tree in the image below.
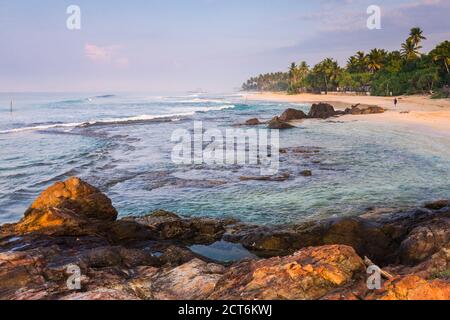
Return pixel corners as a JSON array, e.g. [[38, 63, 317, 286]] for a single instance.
[[409, 27, 427, 48], [430, 41, 450, 74], [401, 38, 422, 60], [311, 58, 340, 94], [367, 49, 387, 73]]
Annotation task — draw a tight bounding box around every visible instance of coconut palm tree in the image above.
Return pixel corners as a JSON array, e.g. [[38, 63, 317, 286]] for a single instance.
[[401, 39, 421, 61], [409, 27, 426, 47], [430, 41, 450, 74], [367, 49, 387, 73]]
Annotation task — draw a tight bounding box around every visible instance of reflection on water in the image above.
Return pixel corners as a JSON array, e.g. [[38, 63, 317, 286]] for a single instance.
[[190, 241, 257, 263]]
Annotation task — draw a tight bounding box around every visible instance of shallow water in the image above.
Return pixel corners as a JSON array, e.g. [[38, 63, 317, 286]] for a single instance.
[[1, 92, 449, 225]]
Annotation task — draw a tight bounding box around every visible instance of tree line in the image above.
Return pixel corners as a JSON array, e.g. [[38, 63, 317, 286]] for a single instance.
[[242, 28, 450, 97]]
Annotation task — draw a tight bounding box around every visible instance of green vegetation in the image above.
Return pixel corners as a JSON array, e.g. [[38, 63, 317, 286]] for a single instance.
[[242, 28, 450, 97]]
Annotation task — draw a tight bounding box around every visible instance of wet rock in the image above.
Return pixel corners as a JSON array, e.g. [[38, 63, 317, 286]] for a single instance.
[[245, 118, 262, 125], [227, 217, 400, 265], [24, 177, 117, 222], [279, 108, 307, 121], [129, 210, 226, 244], [425, 200, 450, 211], [300, 170, 312, 177], [267, 117, 295, 129], [399, 218, 450, 265], [209, 245, 365, 300], [308, 103, 336, 119], [239, 172, 290, 182]]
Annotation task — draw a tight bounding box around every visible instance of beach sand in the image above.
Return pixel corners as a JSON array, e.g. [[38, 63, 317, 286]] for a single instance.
[[245, 92, 450, 135]]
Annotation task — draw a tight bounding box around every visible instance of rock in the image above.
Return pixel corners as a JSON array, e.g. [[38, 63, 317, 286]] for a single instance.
[[300, 170, 312, 177], [267, 117, 295, 129], [372, 275, 450, 300], [130, 259, 226, 300], [15, 207, 92, 236], [245, 118, 261, 125], [308, 103, 336, 119], [209, 245, 365, 300], [279, 108, 307, 121], [425, 200, 450, 211], [106, 220, 155, 244], [129, 210, 226, 244], [227, 217, 399, 265], [23, 177, 117, 222], [399, 218, 450, 265], [345, 104, 384, 115], [61, 288, 140, 300], [239, 172, 290, 182]]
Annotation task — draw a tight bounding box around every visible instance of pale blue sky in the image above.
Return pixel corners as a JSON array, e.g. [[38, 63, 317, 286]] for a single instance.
[[0, 0, 449, 92]]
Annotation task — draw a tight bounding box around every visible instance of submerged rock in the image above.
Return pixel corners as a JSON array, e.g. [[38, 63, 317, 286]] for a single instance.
[[267, 116, 295, 129]]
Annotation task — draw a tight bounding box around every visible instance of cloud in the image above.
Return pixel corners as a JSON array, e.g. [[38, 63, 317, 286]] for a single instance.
[[84, 43, 129, 68]]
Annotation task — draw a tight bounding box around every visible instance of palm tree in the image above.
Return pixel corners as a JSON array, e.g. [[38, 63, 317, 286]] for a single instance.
[[401, 39, 421, 60], [409, 27, 426, 47], [430, 41, 450, 74], [314, 58, 340, 94], [367, 49, 387, 73]]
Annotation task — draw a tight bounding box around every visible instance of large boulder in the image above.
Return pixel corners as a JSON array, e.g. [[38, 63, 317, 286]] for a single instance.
[[267, 117, 295, 129], [15, 177, 118, 235], [308, 103, 336, 119], [24, 177, 117, 222], [209, 245, 365, 300], [399, 218, 450, 265], [279, 108, 307, 121]]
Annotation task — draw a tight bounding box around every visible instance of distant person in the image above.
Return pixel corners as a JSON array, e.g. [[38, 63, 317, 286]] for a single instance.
[[394, 98, 398, 108]]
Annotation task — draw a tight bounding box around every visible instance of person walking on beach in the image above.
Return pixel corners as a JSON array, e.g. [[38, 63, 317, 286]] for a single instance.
[[394, 98, 398, 108]]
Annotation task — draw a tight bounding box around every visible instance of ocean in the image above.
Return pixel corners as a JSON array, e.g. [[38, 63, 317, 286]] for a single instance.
[[1, 92, 449, 225]]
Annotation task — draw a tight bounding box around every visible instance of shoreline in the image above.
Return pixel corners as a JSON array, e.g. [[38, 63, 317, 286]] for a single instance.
[[244, 92, 450, 135]]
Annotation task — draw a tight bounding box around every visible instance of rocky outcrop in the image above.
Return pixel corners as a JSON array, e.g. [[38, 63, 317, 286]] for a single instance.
[[24, 177, 117, 222], [0, 178, 449, 300], [308, 103, 336, 119], [345, 104, 385, 115], [279, 108, 307, 121], [267, 116, 295, 129], [209, 245, 365, 300]]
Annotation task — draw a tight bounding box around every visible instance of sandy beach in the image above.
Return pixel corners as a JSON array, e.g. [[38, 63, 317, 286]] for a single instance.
[[245, 92, 450, 135]]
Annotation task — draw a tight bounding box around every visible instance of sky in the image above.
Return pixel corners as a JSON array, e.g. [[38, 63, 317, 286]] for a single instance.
[[0, 0, 449, 93]]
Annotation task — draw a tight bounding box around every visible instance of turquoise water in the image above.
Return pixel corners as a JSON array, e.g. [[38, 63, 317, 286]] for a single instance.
[[1, 92, 449, 225]]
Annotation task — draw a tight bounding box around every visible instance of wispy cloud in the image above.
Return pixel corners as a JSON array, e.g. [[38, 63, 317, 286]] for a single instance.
[[84, 43, 129, 68]]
